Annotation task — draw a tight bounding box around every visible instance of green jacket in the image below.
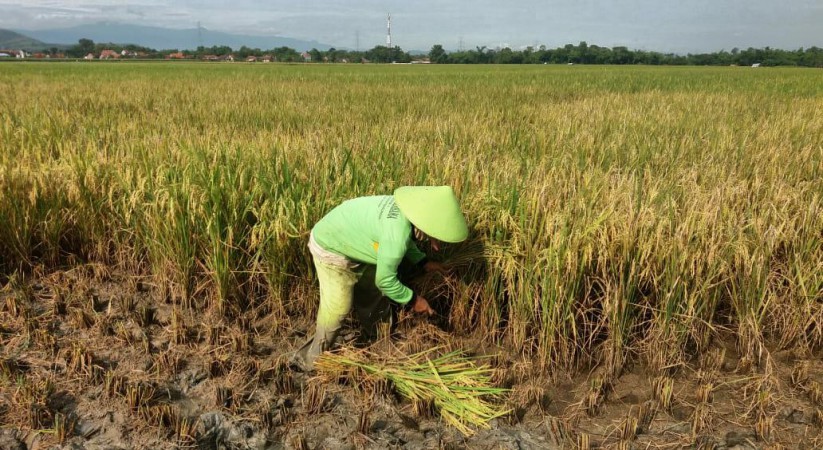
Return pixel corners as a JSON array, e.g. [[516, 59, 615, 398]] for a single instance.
[[312, 195, 426, 304]]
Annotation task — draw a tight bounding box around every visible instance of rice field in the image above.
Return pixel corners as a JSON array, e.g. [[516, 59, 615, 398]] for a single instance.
[[0, 62, 821, 448]]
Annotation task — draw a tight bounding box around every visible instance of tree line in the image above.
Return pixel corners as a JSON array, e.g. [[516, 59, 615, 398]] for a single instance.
[[65, 38, 413, 63], [64, 38, 822, 67], [429, 42, 823, 67], [185, 45, 411, 63]]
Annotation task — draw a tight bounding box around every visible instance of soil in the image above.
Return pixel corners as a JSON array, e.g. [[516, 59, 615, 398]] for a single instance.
[[1, 267, 822, 449]]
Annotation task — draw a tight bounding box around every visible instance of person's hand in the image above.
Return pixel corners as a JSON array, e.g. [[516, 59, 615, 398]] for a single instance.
[[412, 295, 435, 315], [423, 261, 451, 275]]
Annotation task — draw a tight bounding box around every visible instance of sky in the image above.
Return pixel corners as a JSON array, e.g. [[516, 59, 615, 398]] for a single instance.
[[1, 0, 821, 53]]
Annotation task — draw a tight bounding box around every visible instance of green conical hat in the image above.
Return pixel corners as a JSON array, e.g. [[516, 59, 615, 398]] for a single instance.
[[394, 186, 468, 243]]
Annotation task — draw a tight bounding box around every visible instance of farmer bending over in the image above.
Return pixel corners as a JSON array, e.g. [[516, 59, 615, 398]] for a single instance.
[[293, 186, 468, 371]]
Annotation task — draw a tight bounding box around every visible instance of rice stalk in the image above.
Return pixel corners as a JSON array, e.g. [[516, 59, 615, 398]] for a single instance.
[[315, 346, 509, 436]]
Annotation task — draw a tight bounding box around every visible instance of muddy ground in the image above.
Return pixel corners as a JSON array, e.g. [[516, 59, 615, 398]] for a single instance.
[[1, 267, 822, 449]]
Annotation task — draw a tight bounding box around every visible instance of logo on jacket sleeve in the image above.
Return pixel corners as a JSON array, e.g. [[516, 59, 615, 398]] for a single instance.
[[387, 203, 400, 219]]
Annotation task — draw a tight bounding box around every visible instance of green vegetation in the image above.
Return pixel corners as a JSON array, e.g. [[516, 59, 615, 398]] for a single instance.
[[58, 38, 412, 62], [431, 42, 823, 67], [0, 62, 821, 383], [11, 34, 820, 66]]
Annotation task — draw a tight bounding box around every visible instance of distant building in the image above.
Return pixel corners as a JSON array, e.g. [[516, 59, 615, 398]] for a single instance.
[[301, 51, 311, 62], [0, 49, 18, 58], [261, 55, 273, 63], [246, 56, 257, 62], [202, 55, 220, 61], [84, 53, 95, 60], [166, 52, 185, 59], [100, 49, 119, 60], [221, 54, 235, 62], [751, 63, 761, 68]]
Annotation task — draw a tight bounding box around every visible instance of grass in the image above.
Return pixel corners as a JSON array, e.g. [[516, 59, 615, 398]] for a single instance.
[[0, 62, 821, 439]]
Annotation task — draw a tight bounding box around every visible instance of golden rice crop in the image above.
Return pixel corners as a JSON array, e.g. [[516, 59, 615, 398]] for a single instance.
[[315, 347, 509, 436], [0, 62, 821, 378]]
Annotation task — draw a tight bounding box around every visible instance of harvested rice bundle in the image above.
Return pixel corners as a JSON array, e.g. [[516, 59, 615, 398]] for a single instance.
[[315, 347, 509, 436]]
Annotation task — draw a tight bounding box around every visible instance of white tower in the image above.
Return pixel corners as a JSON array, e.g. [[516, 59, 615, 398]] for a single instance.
[[197, 21, 203, 48], [386, 13, 392, 48]]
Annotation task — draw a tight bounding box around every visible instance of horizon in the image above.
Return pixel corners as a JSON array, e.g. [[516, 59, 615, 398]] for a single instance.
[[1, 1, 821, 54], [5, 21, 821, 55]]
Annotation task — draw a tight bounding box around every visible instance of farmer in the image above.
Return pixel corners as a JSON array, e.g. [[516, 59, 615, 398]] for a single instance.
[[292, 186, 468, 371]]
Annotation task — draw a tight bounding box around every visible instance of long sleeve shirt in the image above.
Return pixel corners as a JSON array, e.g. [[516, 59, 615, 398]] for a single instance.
[[311, 195, 426, 304]]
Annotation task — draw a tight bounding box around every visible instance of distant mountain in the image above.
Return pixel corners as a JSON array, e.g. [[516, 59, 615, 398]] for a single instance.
[[16, 22, 333, 52], [0, 29, 62, 50]]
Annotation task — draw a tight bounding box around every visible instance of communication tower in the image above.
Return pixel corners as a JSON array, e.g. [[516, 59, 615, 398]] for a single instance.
[[197, 21, 203, 48], [386, 13, 391, 48]]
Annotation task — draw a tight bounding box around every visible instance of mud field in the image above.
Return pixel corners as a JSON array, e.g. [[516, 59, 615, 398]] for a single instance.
[[2, 266, 822, 450]]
